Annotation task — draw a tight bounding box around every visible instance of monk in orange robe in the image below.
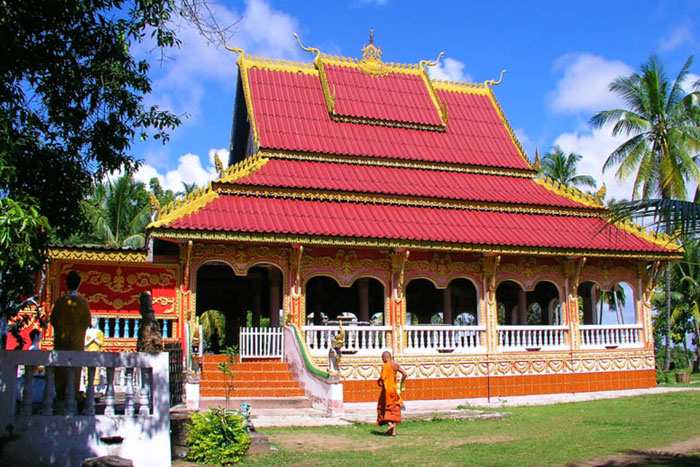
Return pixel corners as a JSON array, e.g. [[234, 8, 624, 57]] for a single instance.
[[376, 351, 407, 436], [51, 271, 91, 400]]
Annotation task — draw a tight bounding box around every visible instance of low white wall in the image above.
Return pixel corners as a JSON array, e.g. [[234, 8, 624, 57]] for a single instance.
[[0, 350, 170, 466], [284, 326, 343, 416]]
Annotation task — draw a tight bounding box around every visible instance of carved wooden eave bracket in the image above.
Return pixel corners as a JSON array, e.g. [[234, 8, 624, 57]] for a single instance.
[[290, 243, 304, 297], [391, 248, 410, 299], [481, 253, 501, 296]]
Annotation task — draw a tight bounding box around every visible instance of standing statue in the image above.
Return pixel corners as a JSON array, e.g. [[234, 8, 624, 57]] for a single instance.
[[137, 291, 163, 354], [50, 271, 91, 400], [84, 316, 105, 390]]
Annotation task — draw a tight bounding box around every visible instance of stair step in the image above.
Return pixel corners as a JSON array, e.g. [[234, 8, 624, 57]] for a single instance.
[[201, 362, 290, 372], [200, 388, 306, 398], [200, 380, 302, 389], [199, 397, 313, 409], [200, 370, 296, 382]]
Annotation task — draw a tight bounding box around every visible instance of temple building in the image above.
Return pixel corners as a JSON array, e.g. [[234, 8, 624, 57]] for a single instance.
[[37, 35, 679, 403]]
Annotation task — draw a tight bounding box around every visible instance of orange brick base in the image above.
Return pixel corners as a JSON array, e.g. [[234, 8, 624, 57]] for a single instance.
[[341, 369, 657, 403]]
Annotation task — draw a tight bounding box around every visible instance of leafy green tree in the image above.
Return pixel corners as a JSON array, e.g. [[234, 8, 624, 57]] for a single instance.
[[540, 146, 597, 189], [149, 177, 176, 207], [0, 0, 183, 319], [82, 175, 152, 248], [670, 238, 700, 370], [181, 181, 199, 195], [591, 55, 700, 370]]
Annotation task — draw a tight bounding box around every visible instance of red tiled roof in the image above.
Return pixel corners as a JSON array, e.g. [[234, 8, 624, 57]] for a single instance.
[[231, 158, 593, 209], [323, 64, 443, 126], [247, 67, 530, 169], [163, 195, 668, 253]]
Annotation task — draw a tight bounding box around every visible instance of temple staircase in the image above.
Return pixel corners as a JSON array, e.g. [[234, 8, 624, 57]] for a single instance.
[[199, 355, 311, 409]]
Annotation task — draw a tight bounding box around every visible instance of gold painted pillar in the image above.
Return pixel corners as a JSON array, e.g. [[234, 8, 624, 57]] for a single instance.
[[638, 261, 661, 350], [481, 255, 500, 354], [287, 245, 304, 327], [389, 249, 409, 355], [564, 258, 585, 351]]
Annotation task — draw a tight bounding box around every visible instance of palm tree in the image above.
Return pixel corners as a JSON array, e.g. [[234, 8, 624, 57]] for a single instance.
[[591, 54, 700, 371], [671, 238, 700, 370], [82, 174, 151, 248], [540, 146, 597, 189]]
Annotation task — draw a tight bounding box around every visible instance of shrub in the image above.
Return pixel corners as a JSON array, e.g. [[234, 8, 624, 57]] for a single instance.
[[186, 408, 250, 465]]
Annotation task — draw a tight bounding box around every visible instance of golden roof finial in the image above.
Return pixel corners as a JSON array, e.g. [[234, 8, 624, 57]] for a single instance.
[[485, 70, 507, 87], [214, 153, 224, 176], [293, 32, 321, 61], [596, 184, 606, 203], [419, 52, 444, 70], [362, 29, 382, 63], [533, 147, 541, 172]]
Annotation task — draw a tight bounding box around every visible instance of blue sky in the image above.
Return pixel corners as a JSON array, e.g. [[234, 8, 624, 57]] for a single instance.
[[132, 0, 700, 202]]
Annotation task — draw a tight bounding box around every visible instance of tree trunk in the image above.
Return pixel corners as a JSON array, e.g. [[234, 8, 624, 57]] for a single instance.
[[693, 314, 700, 373], [663, 263, 671, 371]]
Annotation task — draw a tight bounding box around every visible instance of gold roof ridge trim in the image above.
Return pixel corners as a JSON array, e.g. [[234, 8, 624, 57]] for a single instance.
[[533, 175, 679, 251], [264, 150, 539, 178], [534, 175, 604, 209], [217, 153, 270, 184], [148, 229, 682, 260], [150, 183, 219, 229], [220, 187, 606, 218]]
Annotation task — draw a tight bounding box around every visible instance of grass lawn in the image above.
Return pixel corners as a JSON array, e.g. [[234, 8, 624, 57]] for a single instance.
[[243, 391, 700, 466]]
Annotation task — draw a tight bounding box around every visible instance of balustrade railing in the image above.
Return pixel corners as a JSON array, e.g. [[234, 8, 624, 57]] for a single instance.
[[302, 325, 391, 356], [497, 325, 569, 351], [98, 316, 174, 339], [239, 327, 284, 360], [579, 324, 643, 349], [404, 325, 485, 354]]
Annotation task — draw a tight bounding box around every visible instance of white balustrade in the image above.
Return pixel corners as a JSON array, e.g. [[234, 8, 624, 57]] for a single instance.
[[497, 325, 569, 351], [0, 350, 171, 465], [239, 327, 284, 360], [580, 324, 643, 349], [404, 325, 486, 354], [302, 325, 391, 356]]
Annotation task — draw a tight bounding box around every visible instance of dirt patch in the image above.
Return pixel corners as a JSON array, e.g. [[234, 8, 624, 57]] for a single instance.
[[267, 431, 517, 453], [568, 436, 700, 466]]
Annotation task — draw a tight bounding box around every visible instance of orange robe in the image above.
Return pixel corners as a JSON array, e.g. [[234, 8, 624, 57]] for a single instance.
[[377, 361, 402, 425]]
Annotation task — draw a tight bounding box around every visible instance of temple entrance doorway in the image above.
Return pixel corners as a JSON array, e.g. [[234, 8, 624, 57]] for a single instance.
[[195, 262, 283, 353]]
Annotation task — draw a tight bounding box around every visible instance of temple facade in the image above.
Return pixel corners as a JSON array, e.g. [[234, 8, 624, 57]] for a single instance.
[[35, 37, 680, 402]]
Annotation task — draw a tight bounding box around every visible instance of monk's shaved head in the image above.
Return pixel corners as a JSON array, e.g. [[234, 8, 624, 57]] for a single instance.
[[382, 351, 392, 362]]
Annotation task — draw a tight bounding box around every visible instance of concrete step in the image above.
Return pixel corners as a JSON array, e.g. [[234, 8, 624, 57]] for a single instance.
[[200, 370, 296, 382], [200, 387, 306, 398], [199, 397, 313, 409], [200, 379, 302, 389]]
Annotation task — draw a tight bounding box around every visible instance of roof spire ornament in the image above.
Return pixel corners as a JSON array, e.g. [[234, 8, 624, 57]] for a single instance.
[[360, 28, 387, 76], [533, 148, 541, 172]]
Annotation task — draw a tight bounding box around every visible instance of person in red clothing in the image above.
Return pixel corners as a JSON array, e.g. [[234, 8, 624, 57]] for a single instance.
[[376, 351, 407, 436]]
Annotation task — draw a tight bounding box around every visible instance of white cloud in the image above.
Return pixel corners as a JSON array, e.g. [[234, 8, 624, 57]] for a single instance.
[[553, 124, 635, 201], [659, 25, 694, 52], [683, 73, 700, 94], [549, 53, 633, 114], [428, 57, 473, 83], [135, 148, 230, 193], [141, 0, 303, 119]]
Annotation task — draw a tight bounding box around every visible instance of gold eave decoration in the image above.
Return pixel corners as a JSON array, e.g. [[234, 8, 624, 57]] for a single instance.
[[216, 152, 270, 184], [49, 248, 149, 263], [149, 184, 219, 229], [148, 229, 682, 261]]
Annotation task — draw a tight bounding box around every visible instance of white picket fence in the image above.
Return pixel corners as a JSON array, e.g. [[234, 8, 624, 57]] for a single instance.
[[580, 324, 643, 349], [404, 325, 486, 354], [239, 327, 284, 360], [497, 325, 569, 351], [302, 325, 392, 357]]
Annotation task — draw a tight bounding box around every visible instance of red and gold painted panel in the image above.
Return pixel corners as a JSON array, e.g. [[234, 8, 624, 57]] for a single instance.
[[56, 263, 178, 318]]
